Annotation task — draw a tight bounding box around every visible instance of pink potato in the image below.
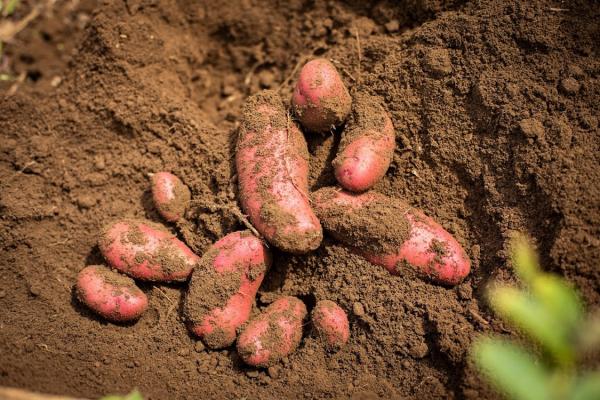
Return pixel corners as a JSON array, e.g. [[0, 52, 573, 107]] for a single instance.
[[76, 265, 148, 322], [312, 188, 470, 285], [292, 58, 352, 133], [99, 219, 200, 282], [311, 300, 349, 350], [237, 296, 307, 367], [184, 231, 271, 349], [150, 172, 191, 222], [236, 90, 322, 254], [332, 93, 396, 192]]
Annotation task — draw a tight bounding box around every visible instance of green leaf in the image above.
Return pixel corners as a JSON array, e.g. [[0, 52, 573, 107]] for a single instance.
[[489, 286, 573, 365], [571, 371, 600, 400], [531, 274, 582, 332], [100, 390, 143, 400], [472, 338, 551, 400], [510, 234, 539, 284], [3, 0, 19, 16]]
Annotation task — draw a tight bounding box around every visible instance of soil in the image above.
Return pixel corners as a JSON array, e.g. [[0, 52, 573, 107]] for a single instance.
[[0, 0, 598, 399]]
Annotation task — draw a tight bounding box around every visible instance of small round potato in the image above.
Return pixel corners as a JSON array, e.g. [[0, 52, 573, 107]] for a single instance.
[[76, 265, 148, 322], [150, 172, 191, 222]]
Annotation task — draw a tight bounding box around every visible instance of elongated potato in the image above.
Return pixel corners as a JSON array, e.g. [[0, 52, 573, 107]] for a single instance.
[[236, 90, 322, 254], [236, 296, 307, 367], [311, 300, 349, 350], [150, 172, 191, 222], [312, 188, 470, 285], [76, 265, 148, 322], [333, 93, 395, 192], [292, 58, 352, 133], [184, 231, 271, 349], [99, 219, 200, 282]]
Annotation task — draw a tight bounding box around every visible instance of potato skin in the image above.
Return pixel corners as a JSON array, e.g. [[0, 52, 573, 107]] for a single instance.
[[292, 58, 352, 133], [76, 265, 148, 322], [184, 231, 271, 349], [333, 93, 395, 192], [311, 300, 349, 350], [151, 172, 191, 222], [236, 90, 322, 254], [312, 188, 470, 285], [99, 219, 200, 282], [236, 296, 307, 367]]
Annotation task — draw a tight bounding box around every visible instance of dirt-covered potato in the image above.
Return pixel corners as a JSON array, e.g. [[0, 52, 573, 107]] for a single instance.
[[150, 171, 191, 222], [236, 296, 307, 367], [236, 90, 323, 254], [312, 188, 471, 285], [99, 219, 200, 282], [184, 231, 271, 349], [333, 93, 395, 192], [76, 265, 148, 322], [292, 58, 352, 133]]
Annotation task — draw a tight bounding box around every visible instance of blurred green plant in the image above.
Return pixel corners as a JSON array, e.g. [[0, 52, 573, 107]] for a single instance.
[[100, 389, 144, 400], [0, 0, 20, 17], [472, 234, 600, 400], [0, 0, 19, 75]]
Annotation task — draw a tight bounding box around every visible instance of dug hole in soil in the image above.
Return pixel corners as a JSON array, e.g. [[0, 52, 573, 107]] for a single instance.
[[0, 0, 598, 399]]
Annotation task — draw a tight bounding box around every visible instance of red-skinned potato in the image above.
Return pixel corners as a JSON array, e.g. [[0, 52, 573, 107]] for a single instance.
[[312, 188, 470, 285], [311, 300, 349, 350], [333, 93, 395, 192], [99, 219, 200, 282], [292, 58, 352, 133], [236, 90, 322, 254], [237, 296, 307, 367], [184, 231, 271, 349], [150, 172, 191, 222], [76, 265, 148, 322]]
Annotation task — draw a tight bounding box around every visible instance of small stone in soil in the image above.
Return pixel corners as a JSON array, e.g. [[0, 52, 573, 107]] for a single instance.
[[353, 302, 365, 317], [76, 195, 96, 209], [246, 370, 259, 378], [385, 20, 400, 33], [93, 155, 106, 170], [267, 366, 280, 379], [194, 341, 205, 352]]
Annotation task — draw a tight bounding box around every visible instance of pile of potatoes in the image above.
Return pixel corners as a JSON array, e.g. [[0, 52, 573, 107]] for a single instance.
[[75, 59, 470, 368]]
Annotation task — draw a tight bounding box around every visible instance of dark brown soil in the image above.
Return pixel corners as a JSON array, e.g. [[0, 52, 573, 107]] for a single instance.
[[1, 0, 598, 399]]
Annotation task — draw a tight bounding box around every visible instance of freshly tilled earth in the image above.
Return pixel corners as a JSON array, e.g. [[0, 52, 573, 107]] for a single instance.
[[0, 0, 598, 399]]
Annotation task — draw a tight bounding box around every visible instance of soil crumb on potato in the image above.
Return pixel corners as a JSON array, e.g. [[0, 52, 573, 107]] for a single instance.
[[313, 188, 411, 255]]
